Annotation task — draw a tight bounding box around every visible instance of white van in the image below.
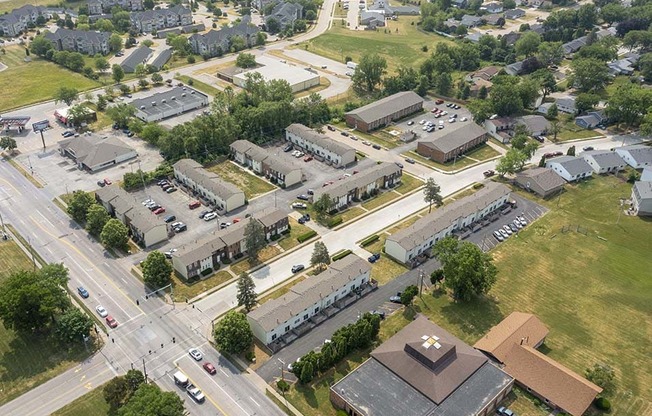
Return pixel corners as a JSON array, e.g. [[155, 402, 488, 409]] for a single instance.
[[173, 371, 189, 387]]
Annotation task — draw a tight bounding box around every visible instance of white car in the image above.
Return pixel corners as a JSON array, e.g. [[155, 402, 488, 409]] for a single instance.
[[142, 198, 154, 206], [448, 118, 456, 123], [292, 202, 307, 209], [203, 212, 218, 221], [503, 225, 513, 235], [518, 216, 528, 226], [96, 305, 108, 317], [460, 117, 468, 122], [189, 348, 203, 361], [419, 120, 426, 125], [295, 151, 305, 158], [186, 384, 205, 403]]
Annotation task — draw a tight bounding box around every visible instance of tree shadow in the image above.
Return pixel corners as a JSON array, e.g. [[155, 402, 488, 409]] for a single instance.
[[439, 295, 504, 341]]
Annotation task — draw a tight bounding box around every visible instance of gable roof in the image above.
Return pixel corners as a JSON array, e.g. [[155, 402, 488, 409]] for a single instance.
[[45, 28, 111, 44], [190, 16, 259, 47], [344, 91, 423, 124], [312, 162, 401, 200], [285, 124, 354, 156], [149, 48, 172, 69], [515, 167, 565, 192], [548, 156, 593, 176], [173, 159, 243, 200], [580, 150, 624, 168], [473, 312, 549, 363], [616, 145, 652, 165], [418, 123, 486, 154], [121, 45, 153, 71], [634, 180, 652, 199], [59, 135, 135, 168], [505, 8, 525, 18], [516, 115, 550, 133]]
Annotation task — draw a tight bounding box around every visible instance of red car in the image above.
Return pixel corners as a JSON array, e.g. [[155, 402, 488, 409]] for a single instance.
[[104, 178, 112, 185], [188, 200, 201, 210], [106, 316, 118, 328], [304, 156, 313, 162], [435, 99, 444, 105], [153, 207, 166, 215], [203, 362, 217, 375], [430, 107, 438, 113], [232, 218, 241, 223]]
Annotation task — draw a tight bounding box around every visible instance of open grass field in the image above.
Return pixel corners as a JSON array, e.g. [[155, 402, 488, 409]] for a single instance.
[[0, 0, 84, 13], [394, 173, 424, 195], [0, 239, 93, 405], [206, 161, 276, 200], [171, 269, 233, 302], [51, 383, 109, 416], [361, 189, 400, 210], [0, 46, 99, 112], [557, 121, 605, 142], [296, 17, 451, 73]]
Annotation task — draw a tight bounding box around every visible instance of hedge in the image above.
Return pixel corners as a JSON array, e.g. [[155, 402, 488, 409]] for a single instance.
[[595, 397, 611, 411], [327, 216, 343, 228], [200, 268, 213, 277], [297, 230, 317, 243], [332, 249, 352, 262], [360, 234, 379, 247]]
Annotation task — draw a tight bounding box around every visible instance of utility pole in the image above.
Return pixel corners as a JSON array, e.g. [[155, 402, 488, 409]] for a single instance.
[[137, 158, 148, 199], [27, 236, 37, 271], [418, 269, 424, 296], [39, 129, 46, 151], [142, 358, 148, 383], [27, 155, 33, 175]]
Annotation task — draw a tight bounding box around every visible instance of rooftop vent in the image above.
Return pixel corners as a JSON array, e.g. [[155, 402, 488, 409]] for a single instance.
[[161, 99, 166, 103], [182, 93, 186, 97], [152, 101, 156, 106], [171, 96, 176, 100], [190, 90, 195, 94], [421, 335, 442, 350], [140, 105, 145, 110]]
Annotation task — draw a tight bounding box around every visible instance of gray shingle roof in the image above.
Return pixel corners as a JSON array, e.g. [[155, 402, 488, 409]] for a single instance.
[[516, 115, 550, 133], [618, 145, 652, 165], [286, 124, 354, 157], [230, 139, 300, 176], [44, 27, 111, 45], [173, 158, 243, 200], [388, 182, 511, 251], [344, 91, 423, 125], [253, 207, 287, 228], [150, 48, 172, 70], [247, 255, 371, 332], [634, 181, 652, 199], [95, 185, 162, 233], [516, 168, 565, 192], [580, 150, 624, 169], [548, 156, 593, 176], [313, 162, 401, 200], [59, 135, 135, 169], [418, 123, 486, 154], [121, 45, 153, 71]]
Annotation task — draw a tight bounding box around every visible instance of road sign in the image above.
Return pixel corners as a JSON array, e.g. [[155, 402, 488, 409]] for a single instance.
[[32, 120, 50, 132]]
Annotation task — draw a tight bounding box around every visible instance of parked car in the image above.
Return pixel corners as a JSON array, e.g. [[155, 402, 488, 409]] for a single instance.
[[203, 212, 218, 221], [157, 179, 169, 186], [405, 158, 415, 164], [172, 222, 187, 232], [509, 223, 519, 233], [307, 189, 314, 195], [292, 202, 307, 209], [340, 131, 349, 137], [153, 207, 166, 215], [62, 131, 75, 137], [142, 198, 154, 206], [395, 162, 404, 169], [370, 310, 386, 319], [203, 362, 217, 375], [517, 216, 528, 226], [368, 253, 381, 263], [106, 316, 118, 328], [497, 406, 515, 416], [362, 140, 371, 146], [304, 155, 313, 162], [349, 135, 358, 141], [97, 180, 106, 187], [499, 229, 509, 239], [220, 222, 231, 229], [77, 286, 89, 298], [164, 248, 178, 258], [188, 348, 203, 361], [512, 219, 523, 229], [389, 295, 402, 304], [198, 210, 212, 219], [165, 187, 177, 193], [502, 225, 513, 235], [582, 146, 594, 151], [327, 125, 335, 131], [164, 215, 176, 223], [291, 264, 305, 273], [419, 120, 426, 125], [103, 178, 112, 185], [493, 230, 504, 241], [372, 144, 381, 150], [435, 99, 444, 104], [297, 194, 310, 201], [162, 184, 172, 191], [96, 305, 108, 317], [407, 121, 414, 126], [283, 143, 293, 152], [460, 117, 468, 122], [189, 200, 201, 210]]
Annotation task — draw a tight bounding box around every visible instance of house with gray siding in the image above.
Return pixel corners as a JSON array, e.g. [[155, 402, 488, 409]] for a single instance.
[[546, 156, 593, 182]]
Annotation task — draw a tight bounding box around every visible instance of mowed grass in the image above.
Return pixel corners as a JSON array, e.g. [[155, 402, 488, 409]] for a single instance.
[[206, 161, 275, 200], [394, 173, 424, 195], [403, 144, 499, 172], [0, 0, 84, 13], [277, 217, 313, 251], [0, 240, 92, 405], [171, 269, 233, 302], [0, 46, 99, 112], [230, 245, 282, 275], [298, 16, 451, 72], [51, 383, 109, 416]]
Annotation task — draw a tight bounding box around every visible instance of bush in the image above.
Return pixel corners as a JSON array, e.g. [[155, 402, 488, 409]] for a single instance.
[[245, 350, 255, 362], [332, 249, 352, 262], [201, 268, 213, 277], [336, 411, 348, 416], [297, 230, 317, 243], [533, 398, 542, 406], [360, 234, 379, 247], [222, 258, 232, 264], [270, 233, 280, 241], [277, 379, 290, 392], [472, 183, 484, 190], [327, 216, 343, 228], [595, 397, 611, 411]]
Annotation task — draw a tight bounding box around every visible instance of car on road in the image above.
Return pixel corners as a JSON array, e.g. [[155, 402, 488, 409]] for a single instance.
[[389, 295, 402, 304], [188, 200, 201, 209], [291, 264, 305, 273], [370, 310, 386, 319], [292, 202, 307, 209], [189, 348, 203, 361], [203, 362, 217, 375], [164, 215, 176, 223], [164, 248, 178, 258], [97, 180, 106, 187], [77, 286, 89, 298], [395, 162, 404, 169], [220, 222, 231, 229], [493, 230, 504, 242], [297, 194, 310, 201], [497, 406, 515, 416], [103, 178, 112, 185], [483, 170, 495, 177], [405, 158, 415, 164], [367, 253, 381, 263], [372, 144, 381, 150], [153, 207, 166, 215], [186, 384, 205, 403], [203, 212, 218, 221], [582, 146, 594, 151], [106, 316, 118, 328], [96, 305, 108, 317]]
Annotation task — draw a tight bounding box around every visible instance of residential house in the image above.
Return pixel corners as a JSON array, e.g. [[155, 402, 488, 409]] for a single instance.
[[575, 111, 606, 129], [417, 123, 488, 164], [607, 53, 639, 76], [475, 312, 602, 416], [615, 145, 652, 169], [94, 185, 168, 248], [331, 315, 514, 416], [461, 14, 483, 28], [504, 60, 524, 76], [189, 15, 260, 58], [312, 162, 402, 210], [368, 0, 420, 15], [464, 32, 483, 43], [516, 115, 550, 137], [360, 10, 385, 27], [130, 5, 192, 33], [466, 66, 501, 83], [120, 45, 153, 73], [265, 1, 303, 31], [285, 124, 356, 167], [400, 130, 417, 142], [173, 159, 245, 213], [131, 87, 209, 122], [554, 97, 576, 115], [501, 31, 521, 47], [641, 166, 652, 181], [484, 13, 504, 26], [45, 28, 111, 55], [515, 167, 565, 198], [344, 91, 424, 133], [87, 0, 143, 15], [443, 18, 461, 31], [470, 78, 493, 97], [481, 2, 504, 13], [385, 182, 511, 265], [631, 180, 652, 216], [59, 135, 137, 172], [171, 208, 288, 279], [580, 150, 625, 174], [229, 139, 303, 187], [247, 255, 373, 346], [149, 48, 172, 70], [505, 8, 525, 19], [562, 36, 587, 55], [451, 0, 467, 7], [546, 156, 593, 182], [529, 23, 546, 35], [484, 117, 516, 143], [0, 5, 49, 37]]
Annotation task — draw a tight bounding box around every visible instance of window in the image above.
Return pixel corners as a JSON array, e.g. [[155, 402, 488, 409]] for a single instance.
[[303, 314, 308, 320], [272, 334, 277, 341], [284, 325, 290, 332]]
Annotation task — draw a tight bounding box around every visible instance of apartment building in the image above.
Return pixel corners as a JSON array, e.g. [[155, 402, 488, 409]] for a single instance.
[[45, 28, 111, 55], [130, 5, 192, 33], [173, 159, 245, 213], [285, 123, 356, 167], [230, 140, 302, 188]]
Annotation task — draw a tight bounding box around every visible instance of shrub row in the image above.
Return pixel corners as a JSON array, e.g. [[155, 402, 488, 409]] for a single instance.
[[360, 234, 379, 247], [297, 230, 317, 243], [331, 249, 352, 262], [200, 268, 213, 277], [327, 216, 343, 228]]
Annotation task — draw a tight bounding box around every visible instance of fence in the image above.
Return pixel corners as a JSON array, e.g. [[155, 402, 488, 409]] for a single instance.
[[560, 224, 589, 236]]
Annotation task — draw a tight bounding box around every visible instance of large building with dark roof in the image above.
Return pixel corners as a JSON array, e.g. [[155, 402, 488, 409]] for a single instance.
[[514, 167, 565, 198], [344, 91, 424, 132], [330, 315, 514, 416], [417, 123, 488, 163], [45, 28, 111, 55], [285, 124, 356, 167]]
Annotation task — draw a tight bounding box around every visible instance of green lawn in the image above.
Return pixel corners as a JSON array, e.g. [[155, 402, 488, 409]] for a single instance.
[[51, 383, 109, 416], [296, 16, 451, 73], [174, 75, 221, 97], [0, 239, 94, 405], [403, 149, 480, 172], [230, 245, 281, 275], [556, 121, 605, 141], [463, 143, 501, 161], [171, 270, 233, 302], [277, 218, 313, 251], [370, 255, 408, 286], [0, 46, 99, 112], [338, 206, 367, 224], [361, 190, 400, 210], [0, 0, 84, 13], [206, 161, 276, 200], [394, 173, 424, 195]]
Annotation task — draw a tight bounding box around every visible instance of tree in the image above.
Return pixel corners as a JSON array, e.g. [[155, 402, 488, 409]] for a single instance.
[[467, 99, 494, 123], [600, 3, 626, 25], [536, 42, 564, 67], [86, 204, 110, 236], [575, 93, 600, 114], [106, 103, 136, 128], [213, 311, 253, 354], [94, 56, 109, 73], [569, 58, 610, 92], [496, 148, 528, 176], [109, 33, 123, 52], [423, 178, 442, 213], [30, 35, 53, 56], [244, 218, 266, 263], [236, 272, 257, 312], [0, 264, 70, 332], [112, 64, 125, 83], [66, 104, 89, 128], [117, 383, 185, 416], [0, 137, 17, 154], [142, 251, 172, 289], [549, 120, 561, 142], [255, 31, 267, 46], [432, 238, 498, 302], [400, 285, 419, 306], [577, 3, 598, 30], [313, 193, 333, 220], [491, 82, 523, 116], [299, 360, 314, 384], [150, 72, 163, 85], [306, 10, 317, 20], [547, 103, 559, 119], [67, 190, 95, 223], [352, 53, 387, 93], [139, 123, 166, 145], [566, 145, 576, 156], [144, 0, 155, 9], [639, 53, 652, 82], [532, 69, 557, 101], [236, 52, 256, 68], [605, 84, 652, 129], [585, 364, 615, 394], [54, 86, 79, 106], [310, 241, 330, 271], [101, 219, 129, 249], [515, 31, 541, 57], [124, 369, 145, 392], [103, 376, 131, 411], [56, 308, 94, 343], [134, 63, 148, 79]]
